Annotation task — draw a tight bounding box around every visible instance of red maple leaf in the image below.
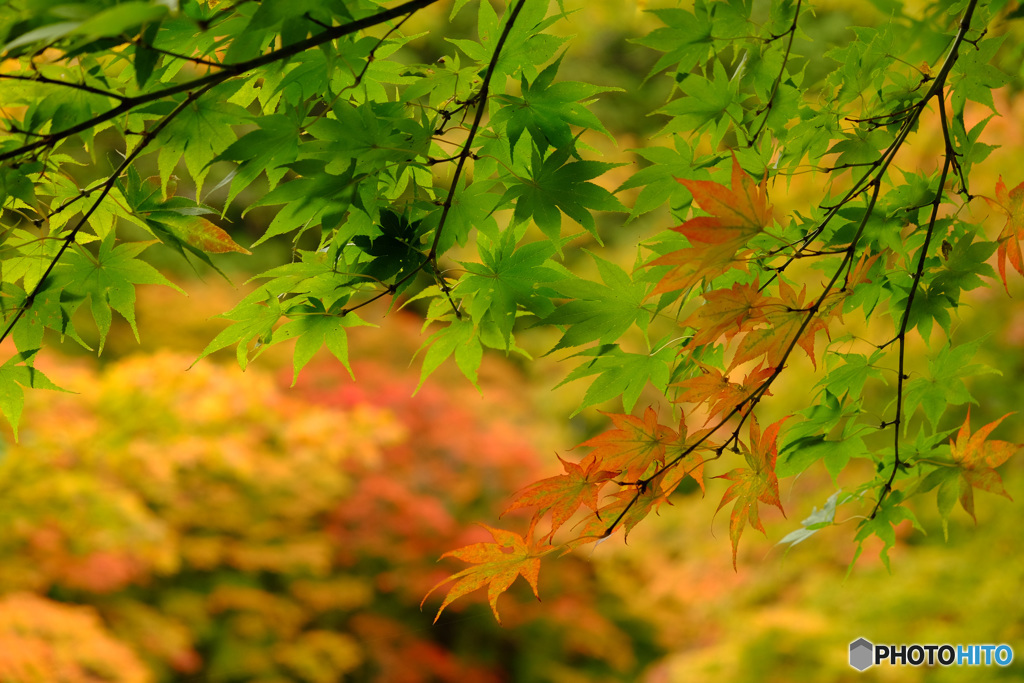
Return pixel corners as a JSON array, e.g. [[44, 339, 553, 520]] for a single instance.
[[422, 524, 551, 624], [649, 153, 774, 297], [501, 454, 617, 539], [950, 408, 1020, 522], [984, 177, 1024, 290], [578, 406, 677, 480], [715, 416, 788, 569]]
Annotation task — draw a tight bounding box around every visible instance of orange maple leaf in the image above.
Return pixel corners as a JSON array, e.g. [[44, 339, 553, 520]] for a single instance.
[[565, 418, 710, 551], [422, 524, 551, 624], [729, 282, 829, 371], [664, 413, 712, 492], [649, 153, 774, 297], [984, 177, 1024, 290], [950, 408, 1020, 522], [568, 466, 688, 547], [501, 454, 618, 539], [673, 363, 774, 422], [578, 406, 677, 481], [683, 280, 770, 348], [715, 416, 787, 569]]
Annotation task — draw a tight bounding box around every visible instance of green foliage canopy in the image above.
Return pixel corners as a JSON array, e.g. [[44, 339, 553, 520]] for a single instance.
[[1, 0, 1022, 620]]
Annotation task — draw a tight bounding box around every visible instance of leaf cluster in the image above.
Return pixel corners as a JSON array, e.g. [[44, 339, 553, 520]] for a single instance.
[[0, 0, 1020, 625]]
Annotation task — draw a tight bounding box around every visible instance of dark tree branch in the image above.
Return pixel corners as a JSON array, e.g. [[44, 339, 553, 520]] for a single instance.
[[606, 0, 983, 539], [0, 73, 125, 101], [0, 0, 443, 163], [337, 0, 529, 319], [0, 83, 217, 345]]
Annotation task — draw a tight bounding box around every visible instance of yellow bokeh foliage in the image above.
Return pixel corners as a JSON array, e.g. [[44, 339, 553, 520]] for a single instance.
[[0, 343, 666, 682]]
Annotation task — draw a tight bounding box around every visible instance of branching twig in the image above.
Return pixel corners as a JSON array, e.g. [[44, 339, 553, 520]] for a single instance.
[[337, 0, 529, 319], [134, 40, 226, 69], [747, 0, 802, 144], [605, 0, 982, 537], [0, 84, 217, 345], [0, 73, 125, 101], [0, 0, 444, 164], [0, 0, 448, 342]]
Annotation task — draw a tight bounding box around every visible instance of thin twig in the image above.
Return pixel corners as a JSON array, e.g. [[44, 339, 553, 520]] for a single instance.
[[0, 73, 125, 101], [747, 0, 802, 144], [337, 0, 529, 319], [606, 0, 983, 538], [0, 0, 444, 163], [0, 83, 216, 345]]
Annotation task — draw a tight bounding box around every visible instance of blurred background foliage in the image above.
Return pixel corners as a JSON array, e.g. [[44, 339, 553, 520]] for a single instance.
[[1, 0, 1023, 681]]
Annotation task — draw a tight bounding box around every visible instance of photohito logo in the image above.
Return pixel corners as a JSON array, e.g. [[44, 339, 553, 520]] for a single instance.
[[849, 638, 1014, 671]]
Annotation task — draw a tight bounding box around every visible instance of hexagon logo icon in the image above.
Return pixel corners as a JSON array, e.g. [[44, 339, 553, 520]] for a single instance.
[[850, 638, 874, 671]]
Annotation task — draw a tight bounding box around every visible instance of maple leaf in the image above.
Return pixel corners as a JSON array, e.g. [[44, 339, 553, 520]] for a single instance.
[[683, 280, 769, 348], [715, 416, 788, 569], [729, 282, 829, 371], [148, 214, 252, 255], [664, 413, 712, 493], [820, 251, 879, 319], [422, 524, 551, 624], [984, 176, 1024, 290], [59, 234, 184, 353], [949, 408, 1019, 522], [501, 454, 618, 539], [568, 466, 688, 548], [673, 363, 774, 422], [578, 406, 677, 480], [649, 153, 773, 297]]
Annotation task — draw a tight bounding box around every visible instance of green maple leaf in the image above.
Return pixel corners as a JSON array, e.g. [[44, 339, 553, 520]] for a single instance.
[[616, 138, 696, 220], [459, 232, 565, 347], [543, 252, 651, 352], [9, 279, 88, 354], [659, 60, 742, 148], [493, 53, 620, 153], [59, 234, 183, 353], [415, 316, 485, 391], [213, 113, 301, 206], [275, 298, 374, 386], [849, 491, 924, 574], [902, 339, 997, 429], [155, 96, 251, 197], [500, 147, 625, 241], [556, 341, 675, 416], [0, 349, 67, 439], [950, 35, 1010, 113], [631, 7, 713, 80], [194, 292, 284, 370]]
